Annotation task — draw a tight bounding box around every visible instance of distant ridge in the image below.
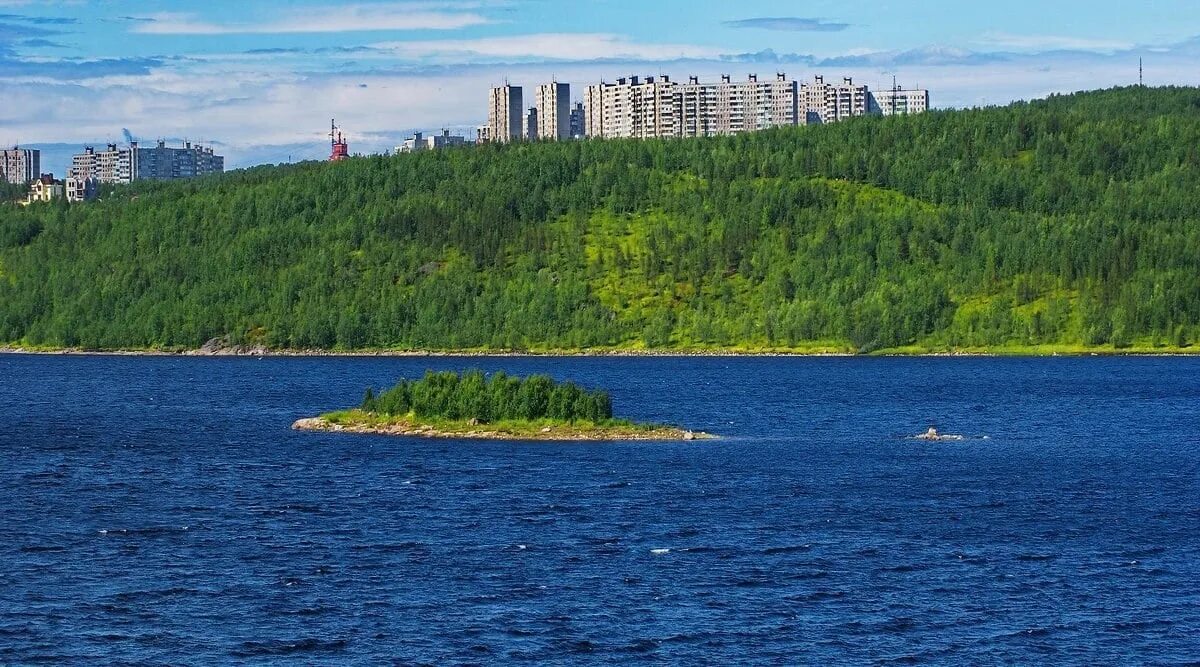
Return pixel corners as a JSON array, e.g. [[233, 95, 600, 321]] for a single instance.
[[1, 86, 1199, 354]]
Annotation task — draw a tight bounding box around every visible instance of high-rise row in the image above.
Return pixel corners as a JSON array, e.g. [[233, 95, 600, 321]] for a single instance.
[[70, 140, 224, 184]]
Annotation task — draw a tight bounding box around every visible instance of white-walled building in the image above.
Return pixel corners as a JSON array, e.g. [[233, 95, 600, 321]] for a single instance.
[[70, 141, 223, 184], [398, 130, 467, 153], [487, 84, 523, 143], [869, 87, 931, 116], [24, 174, 63, 204], [585, 73, 800, 140], [800, 76, 870, 124], [1, 146, 40, 185], [535, 82, 571, 141]]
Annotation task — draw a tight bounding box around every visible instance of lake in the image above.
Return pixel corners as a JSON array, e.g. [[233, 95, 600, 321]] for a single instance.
[[1, 354, 1198, 664]]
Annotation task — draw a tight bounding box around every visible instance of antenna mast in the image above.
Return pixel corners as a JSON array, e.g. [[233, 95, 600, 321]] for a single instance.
[[1139, 58, 1144, 87]]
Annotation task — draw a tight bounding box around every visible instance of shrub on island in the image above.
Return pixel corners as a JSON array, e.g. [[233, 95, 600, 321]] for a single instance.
[[361, 370, 613, 424]]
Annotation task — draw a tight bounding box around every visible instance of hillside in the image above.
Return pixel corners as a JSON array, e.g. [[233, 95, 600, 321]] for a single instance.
[[2, 87, 1199, 354]]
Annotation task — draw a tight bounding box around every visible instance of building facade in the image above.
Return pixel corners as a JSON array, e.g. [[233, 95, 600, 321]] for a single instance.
[[525, 107, 538, 141], [2, 147, 40, 185], [66, 176, 99, 203], [799, 76, 869, 124], [869, 87, 930, 116], [487, 84, 523, 143], [24, 174, 63, 204], [585, 73, 800, 140], [569, 102, 585, 139], [397, 130, 467, 153], [137, 141, 224, 180], [534, 82, 571, 141], [71, 144, 135, 183], [70, 141, 223, 184]]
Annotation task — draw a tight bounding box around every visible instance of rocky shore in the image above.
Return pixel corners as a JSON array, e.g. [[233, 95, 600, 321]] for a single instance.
[[292, 417, 711, 442]]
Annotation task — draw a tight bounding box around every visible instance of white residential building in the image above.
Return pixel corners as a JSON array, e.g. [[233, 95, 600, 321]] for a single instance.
[[24, 174, 63, 205], [799, 76, 870, 124], [487, 84, 523, 143], [535, 82, 571, 141], [585, 73, 800, 140], [869, 87, 930, 116], [66, 176, 99, 203], [1, 146, 40, 185], [70, 141, 223, 184], [398, 130, 467, 153]]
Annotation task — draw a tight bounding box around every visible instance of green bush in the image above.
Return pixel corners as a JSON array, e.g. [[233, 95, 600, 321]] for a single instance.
[[362, 370, 613, 423]]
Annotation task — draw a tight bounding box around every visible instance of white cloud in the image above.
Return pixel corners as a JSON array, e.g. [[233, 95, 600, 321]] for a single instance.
[[371, 33, 722, 62], [131, 4, 491, 35], [977, 32, 1134, 53]]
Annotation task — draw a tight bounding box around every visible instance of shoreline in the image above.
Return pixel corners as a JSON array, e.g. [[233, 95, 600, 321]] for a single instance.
[[2, 345, 1198, 359], [292, 416, 712, 442]]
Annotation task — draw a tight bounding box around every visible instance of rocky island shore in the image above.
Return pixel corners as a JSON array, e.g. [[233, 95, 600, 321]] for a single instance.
[[292, 414, 709, 442], [293, 370, 713, 442]]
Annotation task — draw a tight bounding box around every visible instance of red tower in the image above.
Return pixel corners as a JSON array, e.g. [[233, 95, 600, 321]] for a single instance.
[[329, 119, 349, 162]]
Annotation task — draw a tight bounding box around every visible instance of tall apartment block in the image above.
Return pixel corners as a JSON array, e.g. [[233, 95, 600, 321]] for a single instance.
[[1, 146, 40, 184], [869, 87, 930, 116], [680, 73, 798, 137], [535, 82, 571, 141], [799, 76, 869, 124], [70, 141, 223, 184], [584, 75, 678, 139], [585, 73, 799, 140], [487, 84, 523, 143], [569, 102, 585, 139], [525, 107, 539, 141]]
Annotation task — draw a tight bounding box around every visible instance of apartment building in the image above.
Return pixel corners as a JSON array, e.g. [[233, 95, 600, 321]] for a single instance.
[[525, 107, 539, 141], [584, 75, 680, 139], [800, 76, 869, 124], [66, 176, 99, 203], [71, 144, 135, 183], [137, 141, 223, 180], [398, 130, 466, 153], [2, 147, 41, 185], [680, 73, 799, 137], [585, 73, 799, 140], [569, 102, 585, 139], [70, 141, 223, 184], [535, 82, 571, 141], [487, 84, 523, 143], [869, 87, 930, 116]]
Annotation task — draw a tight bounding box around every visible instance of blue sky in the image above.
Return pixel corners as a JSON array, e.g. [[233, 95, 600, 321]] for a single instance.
[[3, 0, 1199, 173]]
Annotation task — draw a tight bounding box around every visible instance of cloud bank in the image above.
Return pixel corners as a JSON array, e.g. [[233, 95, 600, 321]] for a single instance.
[[723, 17, 850, 32]]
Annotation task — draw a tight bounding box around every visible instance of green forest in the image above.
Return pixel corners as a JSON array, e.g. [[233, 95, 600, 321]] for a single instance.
[[362, 370, 613, 423], [2, 86, 1199, 353]]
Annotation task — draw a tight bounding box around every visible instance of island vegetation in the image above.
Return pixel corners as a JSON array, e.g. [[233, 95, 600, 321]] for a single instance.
[[2, 86, 1200, 354], [294, 370, 707, 440]]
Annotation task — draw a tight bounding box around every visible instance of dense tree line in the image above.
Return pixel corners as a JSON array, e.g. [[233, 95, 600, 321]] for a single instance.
[[363, 370, 613, 423], [1, 86, 1199, 352]]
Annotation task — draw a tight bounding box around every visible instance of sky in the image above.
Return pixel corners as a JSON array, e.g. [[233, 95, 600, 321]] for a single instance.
[[2, 0, 1199, 173]]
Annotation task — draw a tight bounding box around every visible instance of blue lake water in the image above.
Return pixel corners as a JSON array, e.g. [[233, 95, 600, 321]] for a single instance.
[[1, 354, 1198, 664]]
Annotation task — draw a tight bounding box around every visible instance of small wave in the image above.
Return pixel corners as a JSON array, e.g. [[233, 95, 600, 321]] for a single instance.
[[667, 527, 702, 538], [231, 638, 349, 657], [1016, 553, 1058, 562], [18, 544, 67, 553], [763, 544, 812, 555], [881, 563, 926, 573], [96, 526, 191, 538], [650, 548, 670, 555]]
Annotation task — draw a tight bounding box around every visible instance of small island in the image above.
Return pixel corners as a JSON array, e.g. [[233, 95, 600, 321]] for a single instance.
[[293, 370, 712, 441]]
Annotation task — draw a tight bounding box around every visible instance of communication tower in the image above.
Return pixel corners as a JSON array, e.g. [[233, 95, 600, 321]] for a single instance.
[[329, 119, 349, 162]]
